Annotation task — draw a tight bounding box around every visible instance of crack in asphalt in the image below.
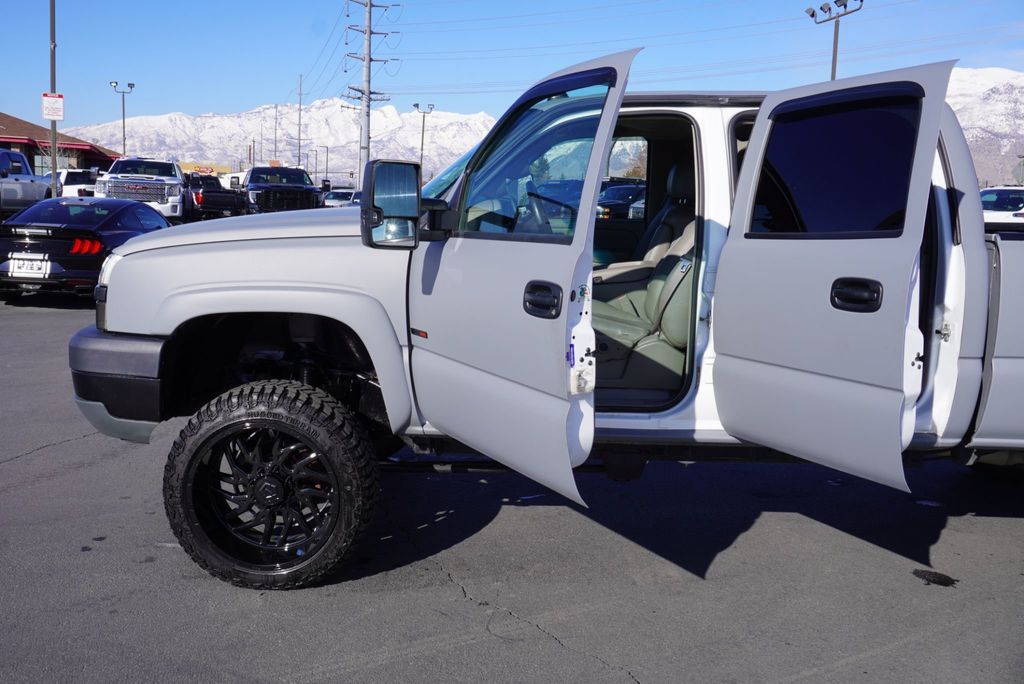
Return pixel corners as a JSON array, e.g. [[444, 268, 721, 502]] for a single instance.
[[0, 431, 99, 466], [390, 506, 641, 683]]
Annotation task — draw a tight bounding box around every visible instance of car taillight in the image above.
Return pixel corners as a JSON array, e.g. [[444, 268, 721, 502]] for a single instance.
[[70, 238, 104, 255], [1013, 212, 1024, 218], [77, 188, 88, 197], [194, 190, 203, 206]]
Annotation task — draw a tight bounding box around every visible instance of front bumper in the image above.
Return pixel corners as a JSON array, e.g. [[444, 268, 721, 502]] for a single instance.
[[69, 326, 165, 443]]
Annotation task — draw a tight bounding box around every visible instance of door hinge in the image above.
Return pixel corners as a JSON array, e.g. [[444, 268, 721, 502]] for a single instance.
[[935, 321, 952, 342]]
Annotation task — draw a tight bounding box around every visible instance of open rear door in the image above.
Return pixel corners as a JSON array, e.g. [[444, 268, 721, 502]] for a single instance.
[[409, 51, 637, 504], [712, 62, 954, 491]]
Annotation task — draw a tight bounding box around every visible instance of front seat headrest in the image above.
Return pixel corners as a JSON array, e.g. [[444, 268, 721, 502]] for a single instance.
[[666, 163, 694, 201]]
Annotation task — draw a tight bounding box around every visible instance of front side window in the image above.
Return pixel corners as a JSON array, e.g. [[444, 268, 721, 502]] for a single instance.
[[134, 206, 168, 231], [459, 82, 611, 240], [749, 96, 921, 236]]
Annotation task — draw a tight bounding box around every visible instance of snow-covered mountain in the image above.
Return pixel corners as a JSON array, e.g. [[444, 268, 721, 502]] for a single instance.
[[66, 99, 495, 183], [948, 67, 1024, 186], [64, 66, 1024, 186]]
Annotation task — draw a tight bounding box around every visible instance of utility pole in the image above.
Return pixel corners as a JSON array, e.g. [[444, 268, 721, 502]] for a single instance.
[[312, 147, 319, 184], [273, 104, 279, 161], [413, 103, 434, 168], [48, 0, 58, 193], [805, 0, 864, 80], [297, 74, 303, 167], [344, 0, 396, 178], [319, 145, 329, 186]]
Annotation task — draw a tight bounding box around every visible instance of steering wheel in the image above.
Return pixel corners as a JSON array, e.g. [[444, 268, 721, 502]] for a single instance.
[[523, 179, 551, 230]]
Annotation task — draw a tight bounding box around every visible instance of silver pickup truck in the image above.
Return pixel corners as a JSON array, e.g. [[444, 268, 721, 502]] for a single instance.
[[0, 150, 52, 217], [68, 52, 1022, 589]]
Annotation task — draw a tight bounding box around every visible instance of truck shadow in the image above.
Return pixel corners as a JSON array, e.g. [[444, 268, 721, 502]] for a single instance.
[[336, 458, 1023, 583]]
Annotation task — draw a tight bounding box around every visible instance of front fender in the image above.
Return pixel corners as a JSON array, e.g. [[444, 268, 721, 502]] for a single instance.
[[104, 237, 414, 434]]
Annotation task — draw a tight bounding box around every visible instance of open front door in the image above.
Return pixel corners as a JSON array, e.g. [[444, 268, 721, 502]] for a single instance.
[[408, 51, 637, 505], [712, 62, 954, 491]]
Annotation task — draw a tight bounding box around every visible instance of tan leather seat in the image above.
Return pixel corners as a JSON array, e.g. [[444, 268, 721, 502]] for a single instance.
[[592, 224, 696, 390]]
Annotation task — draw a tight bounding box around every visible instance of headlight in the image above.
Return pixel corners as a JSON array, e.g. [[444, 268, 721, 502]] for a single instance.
[[98, 254, 122, 286], [248, 190, 261, 203], [95, 180, 108, 193], [165, 184, 181, 199]]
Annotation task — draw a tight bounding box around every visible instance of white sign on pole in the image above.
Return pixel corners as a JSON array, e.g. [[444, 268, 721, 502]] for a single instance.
[[42, 93, 64, 121]]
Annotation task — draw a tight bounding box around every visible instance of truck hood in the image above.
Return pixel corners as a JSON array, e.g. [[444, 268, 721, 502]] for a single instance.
[[114, 206, 362, 256]]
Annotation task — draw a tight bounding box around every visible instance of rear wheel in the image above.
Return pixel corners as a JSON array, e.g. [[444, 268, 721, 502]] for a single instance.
[[163, 380, 379, 589], [0, 291, 19, 303]]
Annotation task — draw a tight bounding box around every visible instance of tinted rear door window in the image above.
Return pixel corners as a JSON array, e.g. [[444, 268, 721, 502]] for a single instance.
[[749, 97, 921, 237]]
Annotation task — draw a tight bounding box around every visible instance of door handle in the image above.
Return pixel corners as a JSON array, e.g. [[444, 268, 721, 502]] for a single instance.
[[830, 278, 883, 313], [523, 281, 562, 319]]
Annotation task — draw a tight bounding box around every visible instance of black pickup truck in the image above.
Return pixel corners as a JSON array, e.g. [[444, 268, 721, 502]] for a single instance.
[[184, 174, 245, 220], [242, 166, 323, 214]]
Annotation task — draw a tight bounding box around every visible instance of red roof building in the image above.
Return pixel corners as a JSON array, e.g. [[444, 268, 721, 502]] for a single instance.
[[0, 111, 120, 174]]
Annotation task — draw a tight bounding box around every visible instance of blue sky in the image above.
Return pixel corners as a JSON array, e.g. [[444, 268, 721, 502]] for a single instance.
[[3, 0, 1022, 129]]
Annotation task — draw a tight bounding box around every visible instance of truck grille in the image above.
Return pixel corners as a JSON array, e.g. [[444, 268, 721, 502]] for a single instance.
[[256, 189, 317, 211], [107, 180, 167, 203]]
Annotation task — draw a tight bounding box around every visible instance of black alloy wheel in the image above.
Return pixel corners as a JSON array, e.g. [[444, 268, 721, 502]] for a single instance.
[[164, 380, 379, 589]]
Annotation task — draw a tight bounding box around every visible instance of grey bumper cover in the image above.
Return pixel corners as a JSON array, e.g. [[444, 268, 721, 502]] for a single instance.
[[69, 326, 165, 443]]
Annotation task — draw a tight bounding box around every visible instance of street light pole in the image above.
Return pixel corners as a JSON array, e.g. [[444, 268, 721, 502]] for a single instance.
[[804, 0, 864, 81], [413, 103, 434, 169], [109, 81, 135, 155]]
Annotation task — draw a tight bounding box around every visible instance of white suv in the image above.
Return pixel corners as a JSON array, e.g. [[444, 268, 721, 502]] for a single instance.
[[980, 185, 1024, 227], [94, 157, 187, 221]]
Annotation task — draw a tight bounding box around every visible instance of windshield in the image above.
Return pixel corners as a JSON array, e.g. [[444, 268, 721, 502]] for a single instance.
[[109, 160, 177, 177], [248, 168, 313, 185], [599, 185, 644, 203], [5, 201, 113, 227], [981, 189, 1024, 212], [423, 146, 476, 199], [325, 191, 353, 200]]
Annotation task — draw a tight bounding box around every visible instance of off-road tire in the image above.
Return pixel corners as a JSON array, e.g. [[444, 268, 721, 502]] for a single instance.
[[163, 380, 379, 589]]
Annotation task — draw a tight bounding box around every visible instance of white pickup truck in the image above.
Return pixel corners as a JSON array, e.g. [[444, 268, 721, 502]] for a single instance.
[[68, 51, 1022, 589]]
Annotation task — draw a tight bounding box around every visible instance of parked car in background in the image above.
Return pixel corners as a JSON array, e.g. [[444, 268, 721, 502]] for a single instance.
[[46, 168, 99, 198], [242, 166, 323, 213], [0, 150, 53, 218], [980, 186, 1024, 230], [628, 197, 645, 220], [0, 197, 169, 300], [94, 157, 188, 223], [185, 174, 245, 219], [597, 181, 645, 220], [323, 189, 355, 207]]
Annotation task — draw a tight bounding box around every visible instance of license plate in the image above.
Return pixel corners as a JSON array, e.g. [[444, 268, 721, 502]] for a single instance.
[[9, 254, 50, 279]]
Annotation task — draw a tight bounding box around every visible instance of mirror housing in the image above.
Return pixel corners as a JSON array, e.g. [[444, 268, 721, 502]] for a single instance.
[[360, 160, 421, 250]]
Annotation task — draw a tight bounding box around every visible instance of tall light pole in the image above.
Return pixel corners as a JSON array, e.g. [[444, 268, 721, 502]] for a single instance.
[[109, 81, 135, 155], [805, 0, 864, 81], [319, 145, 329, 187], [413, 102, 434, 168]]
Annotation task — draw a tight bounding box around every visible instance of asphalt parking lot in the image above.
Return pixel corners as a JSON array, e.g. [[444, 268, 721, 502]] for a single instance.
[[1, 294, 1022, 683]]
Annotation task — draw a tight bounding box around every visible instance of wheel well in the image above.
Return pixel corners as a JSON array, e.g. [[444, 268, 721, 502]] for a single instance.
[[161, 312, 389, 428]]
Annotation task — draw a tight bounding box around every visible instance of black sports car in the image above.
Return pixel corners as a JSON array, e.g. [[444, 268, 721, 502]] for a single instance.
[[0, 197, 169, 299]]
